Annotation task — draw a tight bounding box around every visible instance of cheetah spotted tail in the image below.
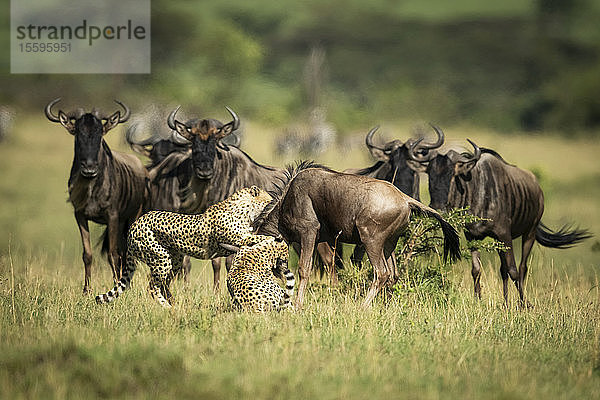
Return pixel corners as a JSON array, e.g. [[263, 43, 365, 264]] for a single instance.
[[281, 268, 295, 309], [95, 251, 137, 304]]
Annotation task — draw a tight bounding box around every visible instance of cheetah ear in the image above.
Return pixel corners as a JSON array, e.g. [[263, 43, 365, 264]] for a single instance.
[[249, 185, 260, 197], [220, 243, 240, 253], [275, 235, 284, 243]]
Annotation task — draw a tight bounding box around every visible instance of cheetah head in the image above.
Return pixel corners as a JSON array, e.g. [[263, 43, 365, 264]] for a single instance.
[[234, 185, 273, 222]]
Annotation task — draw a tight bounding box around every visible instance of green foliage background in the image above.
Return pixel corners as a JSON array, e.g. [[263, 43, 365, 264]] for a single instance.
[[2, 0, 600, 131]]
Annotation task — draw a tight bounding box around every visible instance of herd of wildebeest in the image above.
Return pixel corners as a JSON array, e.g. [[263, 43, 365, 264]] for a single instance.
[[44, 98, 591, 310]]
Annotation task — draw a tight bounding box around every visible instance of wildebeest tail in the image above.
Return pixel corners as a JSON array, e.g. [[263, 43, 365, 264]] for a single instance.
[[535, 222, 591, 249], [95, 250, 137, 304], [280, 268, 295, 310], [408, 201, 461, 263]]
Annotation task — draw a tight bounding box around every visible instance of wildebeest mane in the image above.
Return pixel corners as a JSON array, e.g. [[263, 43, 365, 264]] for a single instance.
[[251, 160, 331, 231], [350, 161, 386, 176], [479, 147, 515, 167]]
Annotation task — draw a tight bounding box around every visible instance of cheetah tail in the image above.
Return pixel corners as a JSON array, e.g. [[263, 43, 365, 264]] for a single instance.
[[281, 268, 295, 309], [95, 251, 137, 304]]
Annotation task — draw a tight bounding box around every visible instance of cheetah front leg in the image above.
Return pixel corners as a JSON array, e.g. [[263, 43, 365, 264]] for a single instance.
[[145, 250, 178, 308], [149, 276, 172, 308]]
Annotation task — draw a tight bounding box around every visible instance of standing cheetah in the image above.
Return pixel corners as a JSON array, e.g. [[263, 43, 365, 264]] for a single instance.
[[95, 186, 272, 307], [224, 236, 295, 312]]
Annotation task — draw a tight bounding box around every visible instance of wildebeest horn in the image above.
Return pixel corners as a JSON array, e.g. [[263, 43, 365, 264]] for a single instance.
[[456, 139, 482, 163], [228, 133, 241, 147], [169, 131, 191, 145], [226, 106, 240, 131], [45, 98, 62, 122], [420, 124, 444, 150], [218, 106, 240, 138], [408, 137, 434, 163], [114, 100, 130, 123], [365, 125, 384, 151], [167, 105, 181, 131]]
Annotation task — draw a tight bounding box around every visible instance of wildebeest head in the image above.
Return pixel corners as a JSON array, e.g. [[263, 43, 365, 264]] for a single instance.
[[45, 98, 130, 178], [167, 106, 240, 180], [365, 124, 444, 195], [409, 138, 481, 211]]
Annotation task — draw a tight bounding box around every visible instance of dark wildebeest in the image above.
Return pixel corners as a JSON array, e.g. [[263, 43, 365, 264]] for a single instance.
[[253, 162, 461, 308], [408, 137, 591, 305], [45, 98, 149, 293], [343, 125, 445, 265], [345, 124, 445, 200]]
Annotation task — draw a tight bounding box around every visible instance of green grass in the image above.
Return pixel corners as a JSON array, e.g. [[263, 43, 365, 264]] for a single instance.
[[1, 116, 599, 399]]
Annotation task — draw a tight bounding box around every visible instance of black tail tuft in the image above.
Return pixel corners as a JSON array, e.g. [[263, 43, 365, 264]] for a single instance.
[[410, 204, 461, 263], [536, 222, 592, 249]]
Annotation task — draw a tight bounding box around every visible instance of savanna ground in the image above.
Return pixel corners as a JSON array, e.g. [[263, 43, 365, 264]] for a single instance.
[[1, 117, 599, 399]]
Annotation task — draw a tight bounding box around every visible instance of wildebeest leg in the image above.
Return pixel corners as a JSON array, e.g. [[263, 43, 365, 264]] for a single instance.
[[181, 256, 191, 282], [211, 258, 222, 292], [316, 242, 338, 286], [106, 212, 121, 283], [385, 236, 401, 286], [295, 231, 318, 309], [497, 239, 519, 305], [351, 245, 366, 268], [385, 251, 399, 287], [225, 254, 234, 272], [519, 230, 536, 308], [75, 212, 93, 294], [362, 243, 390, 307], [471, 249, 482, 299]]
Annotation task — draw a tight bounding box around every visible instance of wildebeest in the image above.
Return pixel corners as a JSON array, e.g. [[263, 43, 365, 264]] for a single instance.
[[343, 124, 445, 265], [253, 161, 461, 308], [345, 124, 444, 200], [128, 106, 337, 289], [408, 137, 591, 305], [45, 98, 149, 293]]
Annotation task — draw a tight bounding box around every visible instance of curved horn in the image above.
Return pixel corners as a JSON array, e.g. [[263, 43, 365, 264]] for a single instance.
[[114, 100, 130, 123], [169, 130, 191, 145], [44, 98, 62, 122], [456, 139, 482, 163], [365, 125, 384, 151], [408, 137, 436, 163], [408, 137, 425, 162], [228, 133, 241, 147], [125, 123, 160, 147], [225, 106, 240, 131], [216, 106, 240, 139], [466, 138, 481, 161], [167, 105, 181, 131], [420, 124, 444, 150]]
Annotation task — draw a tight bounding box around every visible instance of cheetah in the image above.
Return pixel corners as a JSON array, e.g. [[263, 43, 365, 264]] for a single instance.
[[95, 186, 272, 307], [223, 236, 295, 312]]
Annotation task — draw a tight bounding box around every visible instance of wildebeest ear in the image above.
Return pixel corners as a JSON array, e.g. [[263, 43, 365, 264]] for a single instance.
[[174, 120, 193, 140], [249, 185, 261, 197], [455, 159, 478, 176], [406, 159, 428, 173], [102, 111, 121, 134], [220, 243, 240, 253], [58, 111, 75, 134]]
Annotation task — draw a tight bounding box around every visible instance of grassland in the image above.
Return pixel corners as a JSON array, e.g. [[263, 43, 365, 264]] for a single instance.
[[1, 117, 599, 399]]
